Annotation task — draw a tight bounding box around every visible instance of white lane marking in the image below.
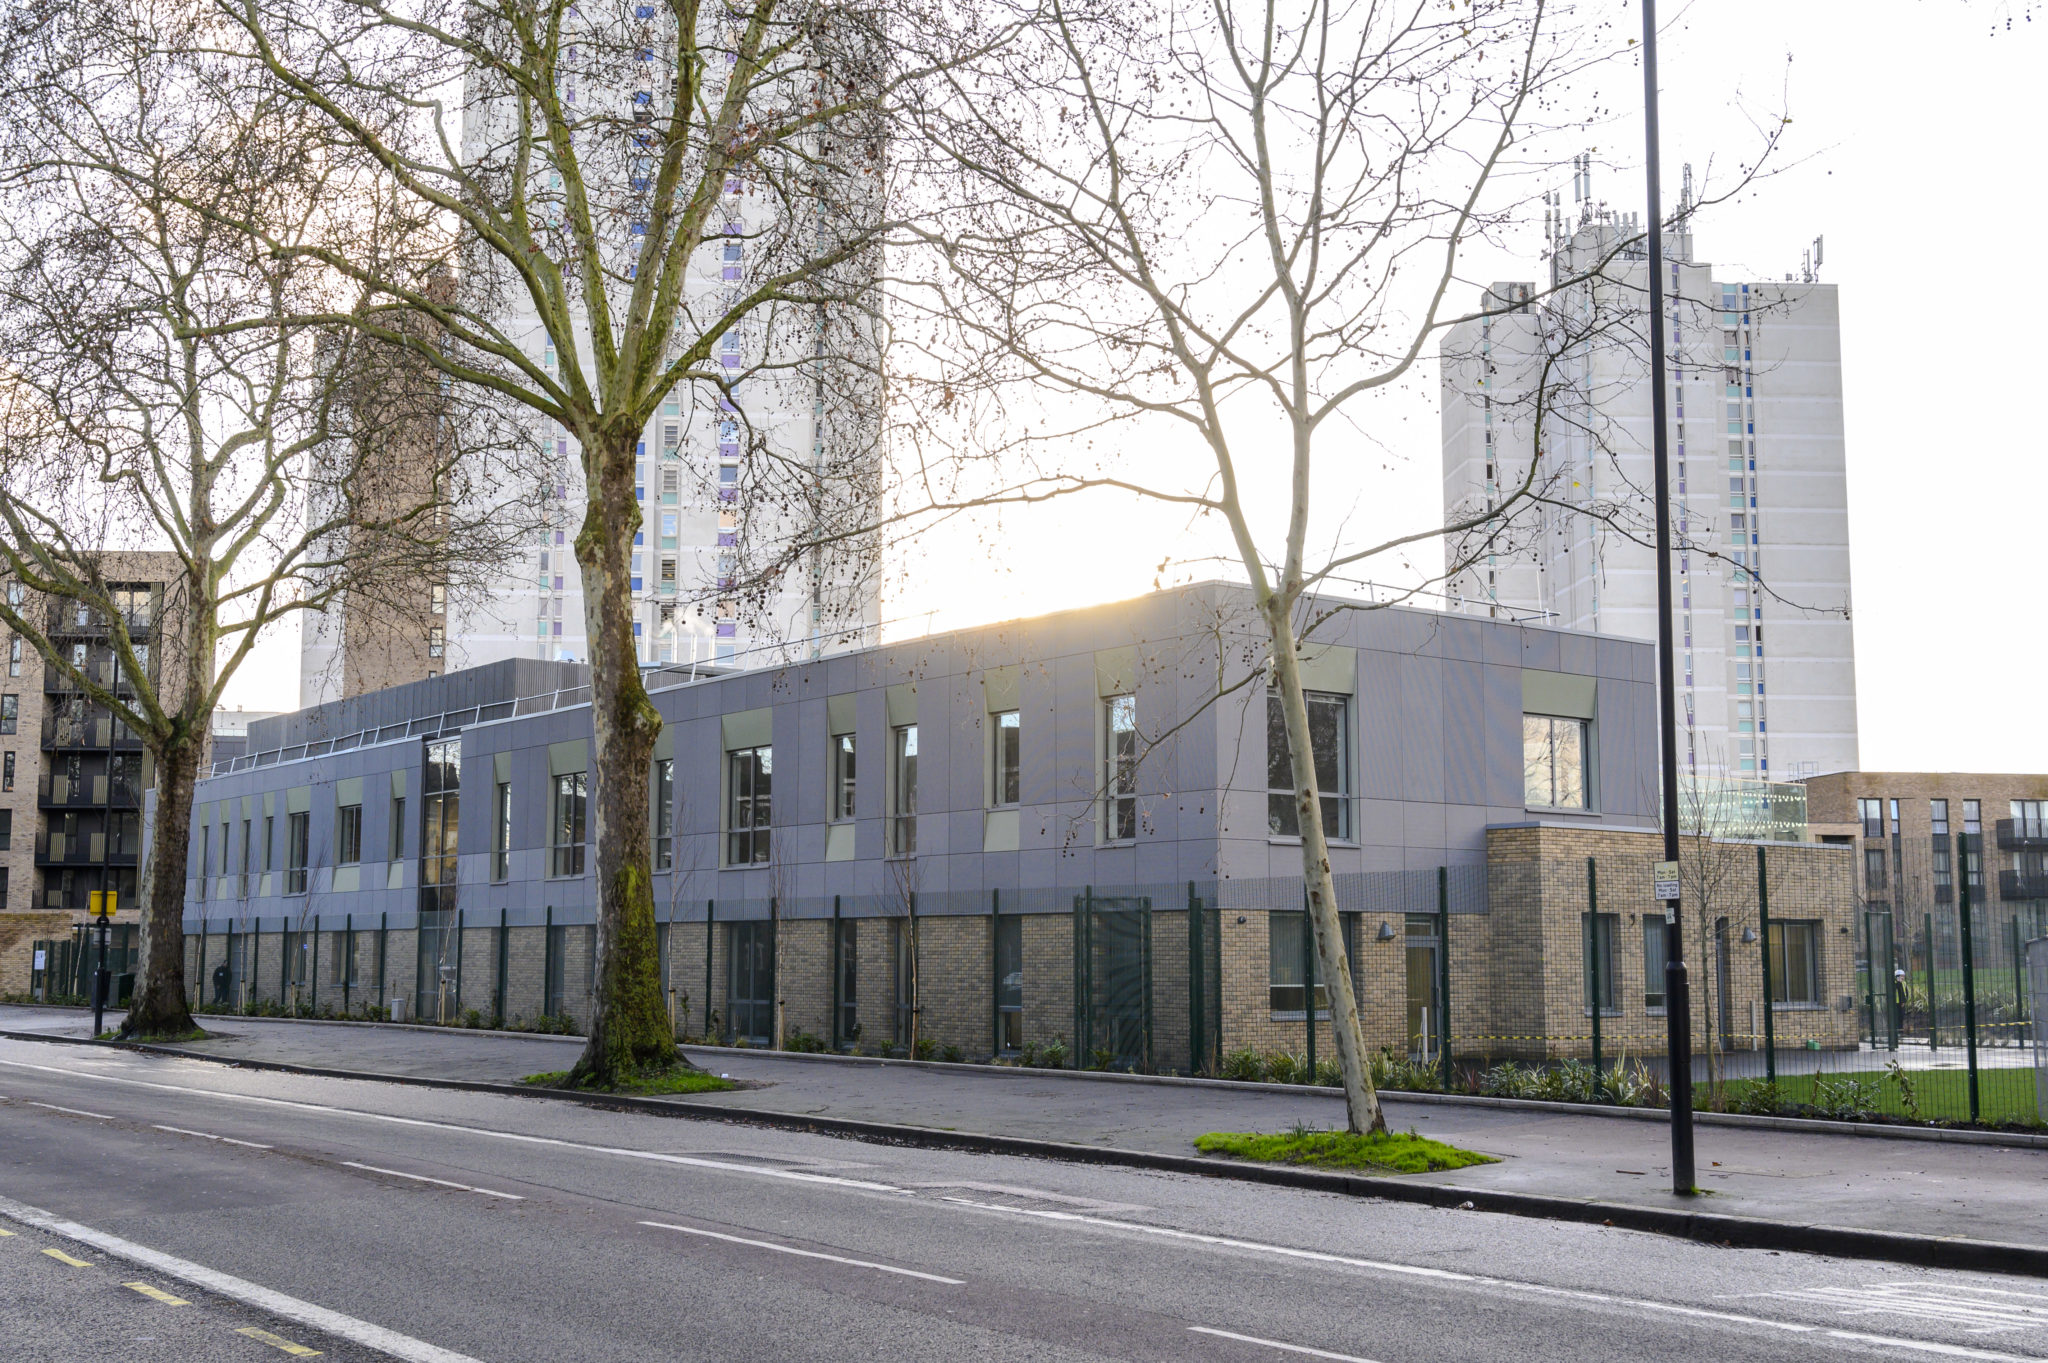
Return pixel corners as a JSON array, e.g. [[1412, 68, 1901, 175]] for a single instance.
[[0, 1057, 910, 1196], [0, 1193, 480, 1363], [1189, 1325, 1382, 1361], [154, 1124, 272, 1150], [1744, 1284, 2048, 1335], [639, 1220, 964, 1284], [4, 1052, 2040, 1363], [933, 1199, 2045, 1363], [341, 1162, 524, 1201], [27, 1100, 112, 1120]]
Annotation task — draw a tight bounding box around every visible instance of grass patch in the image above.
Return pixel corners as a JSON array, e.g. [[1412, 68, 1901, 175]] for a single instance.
[[1721, 1068, 2039, 1126], [519, 1066, 737, 1096], [1195, 1124, 1496, 1175]]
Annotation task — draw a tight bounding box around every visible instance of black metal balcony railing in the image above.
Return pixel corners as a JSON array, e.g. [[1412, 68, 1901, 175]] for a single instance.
[[36, 772, 141, 809], [45, 605, 152, 638], [40, 714, 145, 751], [1996, 818, 2048, 850], [1999, 868, 2048, 901], [34, 828, 142, 867]]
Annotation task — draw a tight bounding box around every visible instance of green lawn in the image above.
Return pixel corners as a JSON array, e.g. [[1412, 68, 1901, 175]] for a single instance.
[[520, 1067, 738, 1096], [1722, 1068, 2039, 1126], [1195, 1127, 1496, 1175]]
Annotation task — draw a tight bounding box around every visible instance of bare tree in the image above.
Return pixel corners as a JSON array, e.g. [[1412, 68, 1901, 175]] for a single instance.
[[888, 0, 1648, 1133], [0, 5, 533, 1037], [199, 0, 1016, 1085]]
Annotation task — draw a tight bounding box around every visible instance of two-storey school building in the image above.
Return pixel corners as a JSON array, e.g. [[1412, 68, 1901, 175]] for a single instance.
[[177, 582, 1856, 1067]]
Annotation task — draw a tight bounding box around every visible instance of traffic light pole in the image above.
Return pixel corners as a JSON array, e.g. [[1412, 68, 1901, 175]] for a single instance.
[[1640, 0, 1697, 1196]]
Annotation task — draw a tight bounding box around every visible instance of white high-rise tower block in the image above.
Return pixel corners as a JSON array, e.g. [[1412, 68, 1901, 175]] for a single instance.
[[1440, 198, 1857, 784]]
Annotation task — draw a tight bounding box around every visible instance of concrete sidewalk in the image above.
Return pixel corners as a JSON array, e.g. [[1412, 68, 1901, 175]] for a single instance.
[[5, 1005, 2042, 1261]]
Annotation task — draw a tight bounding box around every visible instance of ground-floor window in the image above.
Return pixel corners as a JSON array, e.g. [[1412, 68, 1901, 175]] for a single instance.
[[995, 914, 1023, 1051], [1768, 920, 1820, 1005]]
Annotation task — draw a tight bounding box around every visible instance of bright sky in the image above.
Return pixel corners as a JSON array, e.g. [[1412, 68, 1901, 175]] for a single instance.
[[226, 1, 2047, 774]]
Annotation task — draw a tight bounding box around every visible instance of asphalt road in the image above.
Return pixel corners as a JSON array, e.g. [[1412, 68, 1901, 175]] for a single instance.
[[3, 1036, 2046, 1363]]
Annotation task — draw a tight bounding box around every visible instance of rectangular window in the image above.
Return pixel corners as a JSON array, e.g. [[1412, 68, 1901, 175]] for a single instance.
[[551, 771, 588, 877], [1267, 912, 1329, 1017], [1523, 714, 1588, 809], [891, 725, 918, 855], [1856, 797, 1883, 838], [991, 710, 1020, 807], [1863, 847, 1888, 892], [492, 781, 511, 882], [7, 638, 18, 676], [337, 802, 363, 866], [1103, 695, 1136, 841], [652, 758, 673, 870], [1964, 799, 1982, 835], [422, 740, 460, 893], [1643, 920, 1669, 1011], [263, 814, 274, 872], [2013, 799, 2048, 841], [239, 819, 252, 897], [1583, 912, 1617, 1014], [830, 732, 856, 821], [1930, 799, 1949, 836], [427, 625, 445, 659], [1766, 921, 1819, 1005], [727, 745, 771, 864], [389, 796, 406, 861], [1887, 798, 1900, 834], [199, 823, 212, 888], [1, 750, 11, 791], [1266, 691, 1350, 838], [995, 914, 1023, 1052], [1933, 844, 1953, 900], [285, 810, 310, 895], [0, 693, 15, 735], [0, 808, 10, 851]]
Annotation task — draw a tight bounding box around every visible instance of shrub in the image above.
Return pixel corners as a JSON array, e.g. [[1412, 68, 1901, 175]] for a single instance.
[[1385, 1057, 1444, 1094], [1220, 1047, 1264, 1082], [939, 1043, 964, 1064], [1263, 1051, 1308, 1086], [912, 1037, 937, 1062], [1312, 1056, 1343, 1087], [1479, 1062, 1537, 1099], [1037, 1038, 1070, 1070], [1809, 1075, 1880, 1121], [1728, 1080, 1784, 1116], [783, 1028, 826, 1053]]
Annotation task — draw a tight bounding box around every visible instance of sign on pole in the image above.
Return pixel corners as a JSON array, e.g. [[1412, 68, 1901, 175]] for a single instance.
[[89, 890, 117, 919], [1652, 860, 1680, 903]]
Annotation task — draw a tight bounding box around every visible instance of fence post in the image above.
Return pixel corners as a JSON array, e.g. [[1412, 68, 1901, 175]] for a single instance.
[[377, 913, 387, 1014], [703, 899, 715, 1042], [834, 894, 846, 1053], [1437, 867, 1453, 1090], [454, 908, 465, 1018], [1187, 882, 1204, 1076], [1075, 887, 1093, 1068], [1301, 889, 1316, 1075], [1586, 857, 1602, 1083], [496, 908, 509, 1026], [2014, 917, 2028, 1026], [1756, 844, 1775, 1086], [1924, 912, 1938, 1050], [985, 890, 997, 1059], [1958, 832, 1981, 1123], [342, 914, 352, 1018], [310, 916, 319, 1016], [544, 905, 556, 1018], [1141, 894, 1154, 1074], [196, 920, 208, 1012]]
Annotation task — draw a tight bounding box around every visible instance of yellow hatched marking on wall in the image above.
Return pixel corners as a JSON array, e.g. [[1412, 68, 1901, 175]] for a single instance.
[[42, 1247, 91, 1266], [125, 1281, 191, 1305], [236, 1326, 323, 1356]]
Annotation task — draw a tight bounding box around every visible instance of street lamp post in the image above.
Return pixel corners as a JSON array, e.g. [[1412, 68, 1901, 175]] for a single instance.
[[1639, 0, 1697, 1195]]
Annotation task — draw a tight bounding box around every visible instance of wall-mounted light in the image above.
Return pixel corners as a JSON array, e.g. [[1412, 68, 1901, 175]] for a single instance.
[[1740, 926, 1758, 944], [1376, 921, 1396, 941]]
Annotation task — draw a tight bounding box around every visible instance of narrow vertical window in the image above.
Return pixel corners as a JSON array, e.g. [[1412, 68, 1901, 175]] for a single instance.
[[421, 739, 460, 902], [337, 801, 363, 866], [1103, 695, 1136, 841], [1266, 691, 1350, 838], [1643, 920, 1669, 1011], [830, 732, 856, 821], [389, 796, 406, 862], [726, 745, 771, 864], [891, 725, 918, 855], [995, 914, 1023, 1052], [285, 811, 310, 895], [492, 781, 511, 882], [652, 758, 673, 870], [991, 710, 1020, 807], [552, 772, 588, 876]]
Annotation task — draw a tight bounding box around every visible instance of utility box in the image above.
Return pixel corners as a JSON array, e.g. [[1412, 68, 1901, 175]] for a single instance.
[[389, 995, 408, 1024]]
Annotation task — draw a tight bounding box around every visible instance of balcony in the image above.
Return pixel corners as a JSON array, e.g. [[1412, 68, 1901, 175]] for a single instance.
[[40, 713, 145, 752], [35, 828, 141, 868], [1999, 869, 2048, 901], [45, 604, 153, 639], [37, 772, 142, 810], [1997, 818, 2048, 850]]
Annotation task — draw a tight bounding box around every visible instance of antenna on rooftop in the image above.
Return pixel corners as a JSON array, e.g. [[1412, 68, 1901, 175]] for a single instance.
[[1679, 163, 1694, 220]]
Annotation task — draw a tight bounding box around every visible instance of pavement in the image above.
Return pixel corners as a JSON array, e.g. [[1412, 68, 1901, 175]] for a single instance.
[[7, 1034, 2048, 1362], [3, 1004, 2044, 1263]]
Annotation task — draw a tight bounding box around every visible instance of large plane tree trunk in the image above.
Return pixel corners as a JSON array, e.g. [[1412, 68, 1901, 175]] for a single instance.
[[567, 426, 685, 1086], [121, 733, 199, 1039]]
